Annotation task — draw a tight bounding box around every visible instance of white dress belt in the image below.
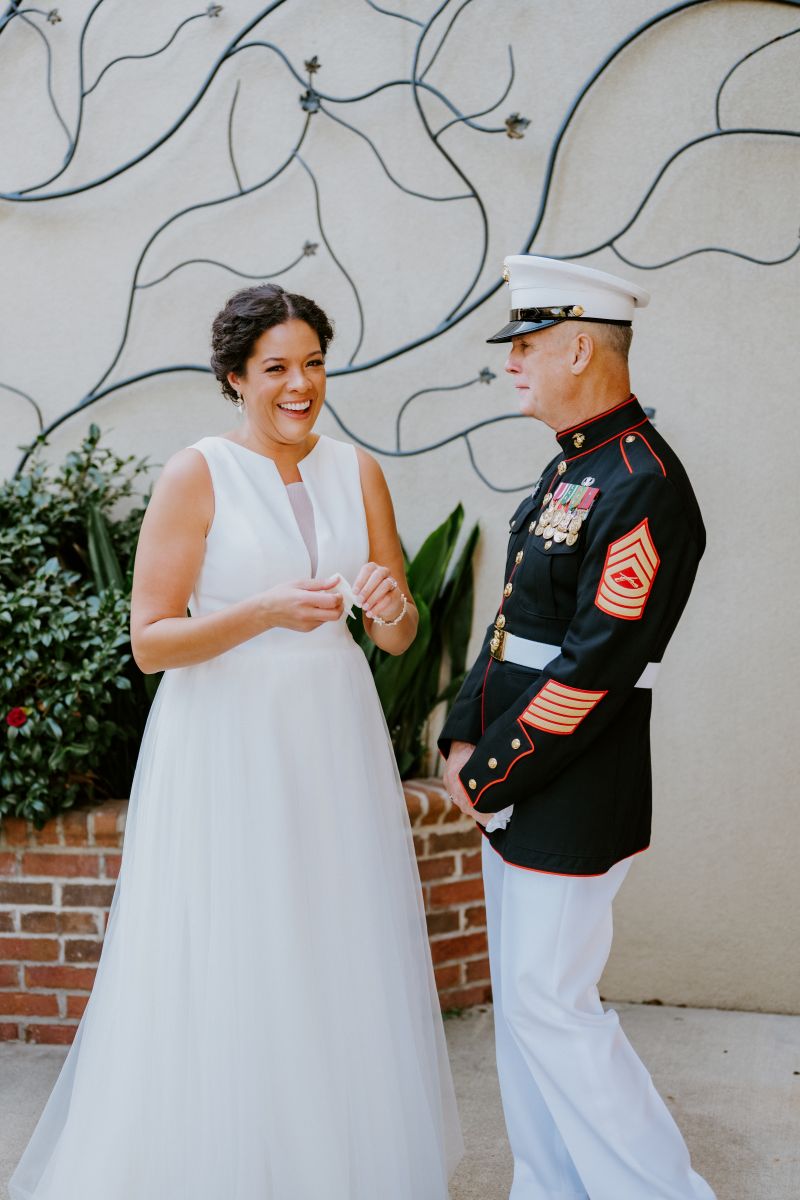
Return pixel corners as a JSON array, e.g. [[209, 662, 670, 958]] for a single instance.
[[500, 632, 659, 690]]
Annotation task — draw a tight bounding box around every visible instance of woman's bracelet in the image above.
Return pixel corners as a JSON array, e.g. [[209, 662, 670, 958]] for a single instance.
[[370, 591, 408, 628]]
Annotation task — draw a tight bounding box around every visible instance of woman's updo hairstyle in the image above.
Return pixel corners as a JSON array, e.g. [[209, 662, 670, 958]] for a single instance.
[[210, 283, 334, 403]]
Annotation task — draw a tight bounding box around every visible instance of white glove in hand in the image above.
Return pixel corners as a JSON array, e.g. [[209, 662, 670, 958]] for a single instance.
[[485, 806, 514, 833]]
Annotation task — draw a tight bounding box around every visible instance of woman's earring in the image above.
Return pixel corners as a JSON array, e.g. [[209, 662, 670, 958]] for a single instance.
[[233, 391, 244, 412]]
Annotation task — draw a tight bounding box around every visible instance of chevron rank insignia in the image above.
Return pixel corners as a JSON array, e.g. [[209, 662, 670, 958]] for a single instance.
[[520, 681, 606, 735], [595, 518, 660, 620]]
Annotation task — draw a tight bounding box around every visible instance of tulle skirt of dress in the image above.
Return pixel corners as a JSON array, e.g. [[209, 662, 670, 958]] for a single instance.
[[10, 633, 463, 1199]]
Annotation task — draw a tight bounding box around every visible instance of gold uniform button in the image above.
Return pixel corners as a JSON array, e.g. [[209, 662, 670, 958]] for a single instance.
[[510, 519, 516, 528], [488, 757, 498, 769], [495, 614, 506, 629], [503, 582, 513, 597], [626, 435, 636, 443], [557, 461, 567, 475], [468, 778, 477, 790], [511, 738, 521, 750], [515, 550, 524, 564]]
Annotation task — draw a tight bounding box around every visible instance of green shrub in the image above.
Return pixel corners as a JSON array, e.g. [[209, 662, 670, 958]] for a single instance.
[[0, 427, 152, 825]]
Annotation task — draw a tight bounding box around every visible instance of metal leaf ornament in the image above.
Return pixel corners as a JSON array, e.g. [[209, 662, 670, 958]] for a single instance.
[[505, 112, 530, 139]]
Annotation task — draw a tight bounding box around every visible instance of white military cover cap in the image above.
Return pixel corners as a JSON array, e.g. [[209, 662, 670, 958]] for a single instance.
[[487, 254, 650, 343]]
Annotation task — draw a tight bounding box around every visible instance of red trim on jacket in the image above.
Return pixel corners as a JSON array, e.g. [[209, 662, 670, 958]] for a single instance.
[[479, 551, 525, 744], [482, 833, 650, 878], [480, 657, 492, 736], [619, 431, 667, 478], [467, 719, 535, 807], [557, 393, 637, 438], [543, 418, 650, 495]]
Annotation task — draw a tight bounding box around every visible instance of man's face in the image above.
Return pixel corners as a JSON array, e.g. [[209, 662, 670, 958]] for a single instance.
[[504, 325, 574, 429]]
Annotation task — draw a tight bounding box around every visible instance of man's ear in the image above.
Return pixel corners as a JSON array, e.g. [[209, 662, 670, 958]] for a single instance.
[[571, 331, 595, 376]]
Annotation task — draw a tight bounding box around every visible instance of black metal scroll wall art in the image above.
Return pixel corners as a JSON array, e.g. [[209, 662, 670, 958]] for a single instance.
[[1, 0, 798, 490]]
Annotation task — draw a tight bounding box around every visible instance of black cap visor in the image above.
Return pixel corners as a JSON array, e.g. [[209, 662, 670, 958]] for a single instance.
[[487, 314, 633, 343], [486, 317, 562, 344]]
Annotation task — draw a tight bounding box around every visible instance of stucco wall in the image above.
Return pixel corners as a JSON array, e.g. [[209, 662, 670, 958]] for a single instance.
[[1, 0, 798, 1012]]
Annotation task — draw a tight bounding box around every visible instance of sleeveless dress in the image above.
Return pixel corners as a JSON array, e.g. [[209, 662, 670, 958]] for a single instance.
[[10, 434, 463, 1200]]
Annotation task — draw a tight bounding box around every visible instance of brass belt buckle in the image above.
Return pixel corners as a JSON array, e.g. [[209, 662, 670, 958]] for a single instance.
[[489, 626, 507, 662]]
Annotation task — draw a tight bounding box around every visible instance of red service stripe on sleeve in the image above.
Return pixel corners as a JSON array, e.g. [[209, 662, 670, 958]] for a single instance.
[[520, 680, 606, 735], [595, 518, 660, 621], [533, 693, 599, 715]]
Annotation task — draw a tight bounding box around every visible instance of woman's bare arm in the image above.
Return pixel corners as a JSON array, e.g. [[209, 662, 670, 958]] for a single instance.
[[130, 449, 342, 674], [353, 449, 418, 656]]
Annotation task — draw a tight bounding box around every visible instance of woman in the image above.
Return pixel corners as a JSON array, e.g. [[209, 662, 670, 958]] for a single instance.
[[10, 284, 463, 1199]]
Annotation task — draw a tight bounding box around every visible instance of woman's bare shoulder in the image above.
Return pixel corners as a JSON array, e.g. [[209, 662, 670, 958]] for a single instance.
[[153, 446, 211, 492], [145, 447, 214, 529], [354, 446, 389, 495]]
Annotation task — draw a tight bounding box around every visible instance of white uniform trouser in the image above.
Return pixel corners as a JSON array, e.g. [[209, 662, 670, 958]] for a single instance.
[[482, 839, 716, 1200]]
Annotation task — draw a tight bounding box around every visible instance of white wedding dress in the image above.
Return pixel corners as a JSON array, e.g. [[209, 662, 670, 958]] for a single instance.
[[10, 434, 463, 1200]]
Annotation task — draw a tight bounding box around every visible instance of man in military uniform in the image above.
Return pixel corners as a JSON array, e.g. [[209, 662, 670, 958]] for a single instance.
[[441, 256, 715, 1199]]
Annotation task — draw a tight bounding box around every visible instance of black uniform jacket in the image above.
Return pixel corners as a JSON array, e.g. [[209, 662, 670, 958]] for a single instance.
[[438, 395, 705, 876]]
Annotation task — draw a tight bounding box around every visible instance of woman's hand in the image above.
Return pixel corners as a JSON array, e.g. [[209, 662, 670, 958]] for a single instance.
[[260, 578, 344, 632], [353, 562, 405, 623]]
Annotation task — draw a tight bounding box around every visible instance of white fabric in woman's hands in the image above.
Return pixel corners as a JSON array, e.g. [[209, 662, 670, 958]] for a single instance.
[[328, 572, 361, 619]]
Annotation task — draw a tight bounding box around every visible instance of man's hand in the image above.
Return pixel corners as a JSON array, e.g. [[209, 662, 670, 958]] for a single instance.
[[443, 741, 492, 826]]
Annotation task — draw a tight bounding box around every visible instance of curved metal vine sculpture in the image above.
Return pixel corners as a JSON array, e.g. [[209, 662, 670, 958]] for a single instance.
[[1, 0, 798, 489]]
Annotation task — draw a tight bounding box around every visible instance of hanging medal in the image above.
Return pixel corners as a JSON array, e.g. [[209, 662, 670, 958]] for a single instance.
[[532, 481, 600, 545]]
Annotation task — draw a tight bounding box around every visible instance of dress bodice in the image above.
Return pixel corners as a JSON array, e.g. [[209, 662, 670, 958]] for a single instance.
[[187, 434, 369, 654]]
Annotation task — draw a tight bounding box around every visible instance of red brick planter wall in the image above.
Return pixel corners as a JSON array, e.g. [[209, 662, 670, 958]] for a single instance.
[[0, 802, 124, 1044], [403, 780, 491, 1010], [0, 781, 490, 1044]]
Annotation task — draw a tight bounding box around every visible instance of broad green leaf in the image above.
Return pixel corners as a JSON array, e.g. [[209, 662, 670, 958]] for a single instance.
[[407, 505, 463, 611], [372, 598, 432, 714], [442, 522, 480, 678]]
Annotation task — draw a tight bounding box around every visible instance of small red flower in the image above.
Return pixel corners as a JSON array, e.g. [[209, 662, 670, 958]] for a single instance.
[[6, 708, 27, 728]]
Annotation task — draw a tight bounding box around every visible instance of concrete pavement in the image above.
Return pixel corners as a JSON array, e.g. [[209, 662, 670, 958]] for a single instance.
[[447, 1003, 800, 1199], [2, 1003, 799, 1198]]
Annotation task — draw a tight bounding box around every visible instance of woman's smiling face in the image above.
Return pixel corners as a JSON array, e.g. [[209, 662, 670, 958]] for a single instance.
[[229, 318, 327, 448]]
